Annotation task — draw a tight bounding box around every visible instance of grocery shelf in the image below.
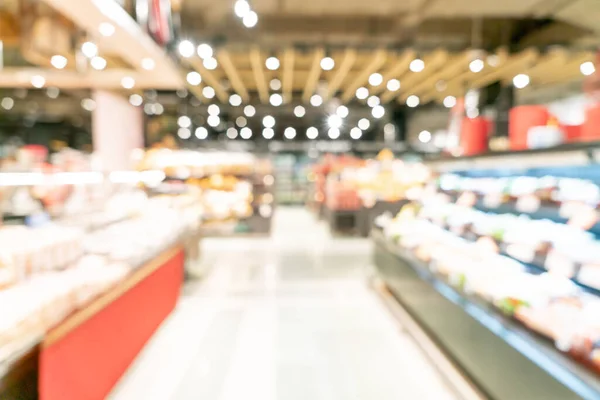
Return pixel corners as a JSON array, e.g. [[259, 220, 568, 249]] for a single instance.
[[373, 229, 600, 400]]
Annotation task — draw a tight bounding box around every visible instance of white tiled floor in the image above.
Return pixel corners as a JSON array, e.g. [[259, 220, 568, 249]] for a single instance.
[[109, 208, 458, 400]]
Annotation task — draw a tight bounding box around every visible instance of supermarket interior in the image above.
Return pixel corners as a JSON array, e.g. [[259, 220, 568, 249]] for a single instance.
[[2, 0, 600, 399]]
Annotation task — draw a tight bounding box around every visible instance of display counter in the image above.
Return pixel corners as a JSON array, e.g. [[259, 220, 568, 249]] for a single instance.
[[373, 229, 600, 400]]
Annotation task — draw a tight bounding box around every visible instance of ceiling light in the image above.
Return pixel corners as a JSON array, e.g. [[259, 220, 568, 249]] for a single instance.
[[409, 58, 425, 72], [236, 116, 247, 127], [187, 71, 202, 85], [144, 104, 154, 115], [230, 94, 242, 106], [121, 76, 135, 89], [203, 57, 218, 70], [350, 127, 362, 139], [178, 40, 195, 58], [320, 57, 335, 71], [51, 55, 67, 69], [240, 127, 252, 139], [270, 93, 283, 106], [487, 55, 500, 67], [327, 114, 342, 129], [178, 128, 191, 139], [263, 128, 275, 139], [406, 95, 420, 107], [368, 73, 383, 86], [294, 105, 306, 117], [270, 79, 282, 91], [90, 56, 107, 70], [243, 11, 258, 28], [306, 127, 318, 139], [284, 127, 296, 139], [328, 128, 340, 139], [387, 79, 401, 92], [263, 115, 275, 128], [46, 87, 60, 99], [384, 123, 395, 136], [234, 0, 251, 17], [443, 95, 457, 108], [31, 75, 45, 88], [336, 105, 349, 118], [197, 44, 213, 59], [178, 116, 192, 128], [154, 104, 164, 115], [129, 94, 143, 106], [419, 130, 432, 143], [227, 127, 239, 139], [207, 115, 220, 127], [99, 22, 115, 37], [208, 104, 220, 115], [435, 80, 447, 92], [202, 86, 215, 99], [310, 94, 323, 107], [372, 105, 385, 119], [513, 73, 530, 89], [1, 97, 14, 110], [358, 118, 370, 130], [367, 96, 380, 108], [244, 105, 256, 117], [581, 61, 595, 76], [265, 57, 280, 70], [81, 98, 96, 111], [141, 58, 155, 70], [195, 127, 208, 139], [81, 42, 97, 58], [356, 87, 369, 100], [469, 59, 484, 73]]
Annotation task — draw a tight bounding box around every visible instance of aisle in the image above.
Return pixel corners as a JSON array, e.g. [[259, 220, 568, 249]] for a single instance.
[[110, 208, 458, 400]]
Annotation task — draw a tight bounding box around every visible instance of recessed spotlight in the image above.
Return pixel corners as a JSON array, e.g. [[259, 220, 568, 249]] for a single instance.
[[328, 128, 340, 139], [262, 128, 275, 139], [263, 115, 275, 128], [419, 130, 432, 143], [406, 95, 420, 107], [409, 58, 425, 72], [178, 40, 195, 58], [443, 95, 456, 108], [244, 105, 256, 117], [31, 75, 45, 88], [99, 22, 115, 37], [230, 94, 242, 106], [336, 105, 349, 118], [372, 105, 385, 119], [320, 57, 335, 71], [121, 76, 135, 89], [236, 116, 247, 127], [178, 128, 191, 139], [197, 44, 213, 59], [294, 105, 306, 117], [202, 86, 215, 99], [208, 104, 220, 115], [487, 55, 500, 67], [203, 57, 218, 70], [240, 127, 252, 139], [270, 93, 283, 106], [358, 118, 370, 130], [154, 104, 164, 115], [243, 11, 258, 28], [387, 79, 401, 92], [227, 127, 239, 139], [140, 58, 155, 70], [384, 123, 396, 136], [265, 57, 280, 70], [177, 89, 188, 98], [284, 127, 296, 139], [270, 79, 282, 91], [356, 87, 369, 100], [513, 74, 530, 89], [207, 115, 220, 127], [367, 96, 380, 108], [51, 55, 67, 69], [469, 59, 484, 73], [129, 94, 143, 106], [327, 114, 342, 129], [178, 116, 192, 128], [580, 61, 595, 76], [368, 73, 383, 86], [350, 127, 362, 139], [46, 87, 60, 99], [310, 94, 323, 107], [306, 127, 318, 139], [1, 97, 14, 110], [435, 80, 447, 92], [187, 71, 202, 85], [195, 127, 208, 139], [90, 56, 107, 70], [81, 42, 98, 58], [234, 0, 251, 17], [81, 98, 96, 111]]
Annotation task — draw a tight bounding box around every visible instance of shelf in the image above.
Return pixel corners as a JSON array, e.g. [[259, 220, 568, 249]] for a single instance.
[[373, 230, 600, 400]]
